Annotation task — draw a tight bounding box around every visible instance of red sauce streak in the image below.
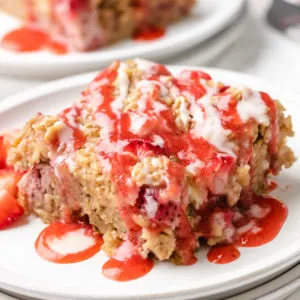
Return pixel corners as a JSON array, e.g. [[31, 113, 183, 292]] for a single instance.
[[1, 27, 67, 54], [236, 196, 288, 247], [260, 92, 279, 164], [133, 26, 166, 41], [207, 244, 240, 264], [25, 0, 36, 23], [59, 106, 86, 150], [102, 255, 153, 282], [35, 222, 103, 264], [268, 181, 278, 192]]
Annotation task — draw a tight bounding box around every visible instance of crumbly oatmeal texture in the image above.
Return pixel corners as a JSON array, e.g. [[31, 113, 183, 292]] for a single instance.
[[8, 59, 296, 265]]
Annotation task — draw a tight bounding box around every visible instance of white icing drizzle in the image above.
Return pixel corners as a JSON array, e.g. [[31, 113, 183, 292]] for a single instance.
[[129, 113, 148, 134], [97, 139, 128, 155], [216, 94, 231, 110], [111, 62, 129, 115], [236, 86, 270, 125], [52, 153, 76, 176], [137, 80, 169, 97], [65, 155, 76, 172], [186, 159, 204, 175], [52, 155, 64, 179], [136, 81, 168, 114], [237, 220, 261, 235], [94, 112, 128, 154], [63, 108, 78, 128], [113, 240, 134, 261], [134, 58, 156, 74], [58, 125, 74, 147], [83, 77, 110, 112], [94, 112, 114, 133], [248, 204, 271, 219], [48, 229, 95, 255], [200, 79, 219, 96], [152, 101, 168, 113], [144, 189, 158, 218], [152, 135, 165, 147], [190, 95, 236, 156], [90, 77, 109, 88], [99, 157, 112, 173], [87, 90, 104, 112]]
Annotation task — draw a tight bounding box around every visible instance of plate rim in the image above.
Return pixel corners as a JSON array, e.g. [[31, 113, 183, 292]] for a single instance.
[[0, 66, 299, 300]]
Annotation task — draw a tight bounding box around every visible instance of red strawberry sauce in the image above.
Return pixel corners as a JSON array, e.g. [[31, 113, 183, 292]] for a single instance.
[[1, 27, 67, 54], [102, 240, 154, 281], [133, 26, 166, 41], [35, 222, 103, 264], [208, 196, 288, 264], [207, 244, 240, 264]]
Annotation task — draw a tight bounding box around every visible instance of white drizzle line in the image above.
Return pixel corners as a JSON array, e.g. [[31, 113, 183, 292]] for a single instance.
[[236, 86, 270, 125], [190, 95, 236, 156], [134, 58, 156, 74], [111, 62, 129, 115]]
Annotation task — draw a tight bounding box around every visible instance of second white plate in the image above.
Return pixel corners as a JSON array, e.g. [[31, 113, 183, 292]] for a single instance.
[[0, 0, 245, 78]]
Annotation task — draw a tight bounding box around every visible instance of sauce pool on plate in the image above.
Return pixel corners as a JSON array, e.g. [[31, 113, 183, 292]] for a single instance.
[[208, 195, 288, 265], [235, 196, 288, 247], [133, 26, 166, 41], [35, 222, 103, 263], [1, 27, 67, 54], [102, 240, 154, 281], [1, 24, 165, 54], [207, 244, 240, 264]]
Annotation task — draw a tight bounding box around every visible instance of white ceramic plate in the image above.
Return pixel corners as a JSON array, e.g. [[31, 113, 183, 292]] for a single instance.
[[0, 0, 245, 78], [165, 12, 247, 66], [0, 67, 299, 300]]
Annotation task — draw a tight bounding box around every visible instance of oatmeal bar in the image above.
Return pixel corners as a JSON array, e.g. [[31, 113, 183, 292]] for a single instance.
[[8, 59, 295, 264], [0, 0, 195, 51]]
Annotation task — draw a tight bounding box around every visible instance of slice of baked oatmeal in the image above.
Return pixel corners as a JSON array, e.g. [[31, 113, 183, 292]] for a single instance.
[[8, 59, 296, 264]]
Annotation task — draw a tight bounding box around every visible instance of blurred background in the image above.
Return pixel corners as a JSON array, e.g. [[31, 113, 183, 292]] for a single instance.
[[0, 0, 299, 98]]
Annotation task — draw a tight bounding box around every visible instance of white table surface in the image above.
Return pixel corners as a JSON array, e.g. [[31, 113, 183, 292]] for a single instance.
[[0, 0, 300, 299]]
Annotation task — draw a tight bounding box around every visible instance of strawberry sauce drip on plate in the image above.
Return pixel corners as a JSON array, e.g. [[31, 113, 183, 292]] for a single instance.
[[207, 195, 288, 264], [35, 222, 103, 263], [1, 27, 67, 54], [235, 196, 288, 247], [268, 181, 278, 192], [133, 26, 166, 41], [207, 244, 240, 264], [102, 240, 154, 281]]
